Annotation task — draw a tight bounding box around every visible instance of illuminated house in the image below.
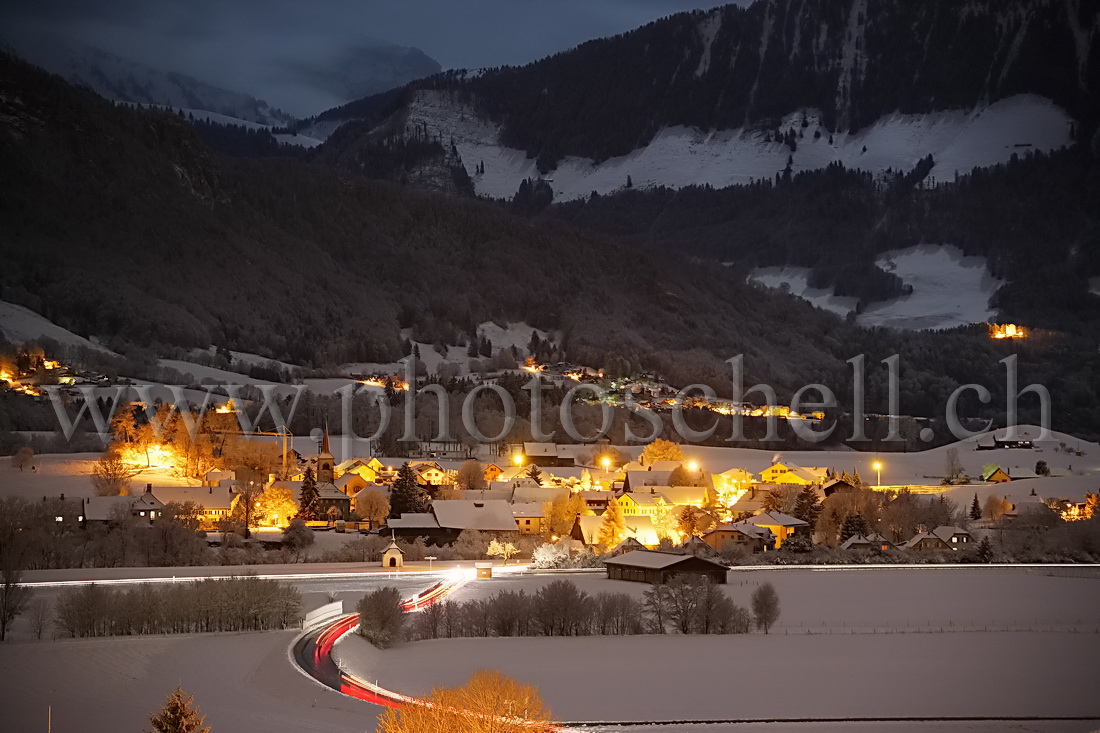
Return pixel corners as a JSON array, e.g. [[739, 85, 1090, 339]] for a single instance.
[[744, 511, 809, 548], [149, 485, 236, 528], [511, 502, 545, 534], [702, 522, 775, 553], [759, 462, 828, 485], [571, 514, 660, 548]]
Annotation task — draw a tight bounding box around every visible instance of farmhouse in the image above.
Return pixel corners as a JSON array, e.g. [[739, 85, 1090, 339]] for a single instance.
[[744, 511, 809, 548], [702, 522, 775, 554], [604, 550, 728, 584]]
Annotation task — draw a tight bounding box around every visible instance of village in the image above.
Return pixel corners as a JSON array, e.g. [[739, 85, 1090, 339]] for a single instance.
[[25, 417, 1092, 573]]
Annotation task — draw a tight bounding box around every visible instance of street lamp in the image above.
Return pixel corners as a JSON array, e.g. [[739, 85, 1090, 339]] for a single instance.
[[600, 457, 611, 470], [872, 461, 883, 488], [687, 460, 699, 474], [425, 555, 437, 571], [512, 452, 525, 466]]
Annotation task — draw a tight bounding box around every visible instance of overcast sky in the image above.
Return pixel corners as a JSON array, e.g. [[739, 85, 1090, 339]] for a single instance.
[[2, 0, 751, 114]]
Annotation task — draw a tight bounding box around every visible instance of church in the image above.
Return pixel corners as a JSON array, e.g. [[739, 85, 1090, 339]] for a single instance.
[[267, 426, 352, 521]]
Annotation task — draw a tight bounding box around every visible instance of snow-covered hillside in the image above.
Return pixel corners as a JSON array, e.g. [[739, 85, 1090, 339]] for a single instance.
[[0, 300, 112, 353], [751, 245, 1006, 330], [6, 39, 294, 127], [369, 90, 1072, 201]]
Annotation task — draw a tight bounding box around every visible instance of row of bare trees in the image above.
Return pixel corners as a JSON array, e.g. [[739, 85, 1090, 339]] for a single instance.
[[53, 576, 301, 637]]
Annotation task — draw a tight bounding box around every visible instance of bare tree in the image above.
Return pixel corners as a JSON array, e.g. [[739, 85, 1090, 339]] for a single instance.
[[751, 582, 780, 634], [91, 450, 138, 496], [11, 446, 34, 472], [27, 597, 52, 639], [455, 459, 487, 492], [643, 582, 672, 634], [944, 447, 963, 481], [354, 489, 390, 529], [486, 539, 518, 564], [376, 669, 551, 732], [0, 498, 34, 641]]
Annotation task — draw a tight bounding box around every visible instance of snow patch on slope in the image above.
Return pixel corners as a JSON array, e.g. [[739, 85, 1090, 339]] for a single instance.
[[750, 245, 1004, 331], [749, 267, 859, 317], [859, 245, 1005, 330], [122, 104, 322, 148], [0, 300, 113, 353], [397, 90, 1072, 202]]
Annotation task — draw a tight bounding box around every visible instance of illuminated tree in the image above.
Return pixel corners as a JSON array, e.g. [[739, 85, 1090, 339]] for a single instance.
[[354, 489, 390, 529], [147, 686, 209, 733], [487, 539, 518, 564], [91, 449, 138, 496], [542, 493, 586, 538], [983, 493, 1012, 521], [751, 582, 780, 634], [256, 484, 297, 527], [376, 669, 551, 732], [455, 459, 487, 491], [640, 438, 685, 465], [230, 482, 263, 539], [597, 499, 625, 549]]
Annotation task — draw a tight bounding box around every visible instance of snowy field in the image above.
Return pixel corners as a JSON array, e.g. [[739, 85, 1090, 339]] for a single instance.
[[0, 631, 380, 733], [750, 245, 1005, 330], [387, 91, 1072, 202], [333, 567, 1100, 725]]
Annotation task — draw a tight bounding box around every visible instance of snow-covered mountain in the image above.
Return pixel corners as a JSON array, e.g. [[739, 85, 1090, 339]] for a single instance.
[[305, 0, 1096, 198], [4, 38, 296, 127], [282, 41, 441, 107]]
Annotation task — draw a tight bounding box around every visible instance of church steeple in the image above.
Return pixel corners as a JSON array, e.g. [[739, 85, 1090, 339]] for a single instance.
[[317, 420, 334, 484]]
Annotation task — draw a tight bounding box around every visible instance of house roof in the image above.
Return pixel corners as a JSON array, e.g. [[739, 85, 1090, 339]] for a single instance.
[[706, 522, 774, 541], [150, 485, 235, 511], [603, 550, 727, 571], [840, 532, 894, 550], [388, 513, 440, 529], [511, 502, 544, 519], [83, 496, 137, 522], [901, 532, 951, 549], [431, 499, 518, 531], [746, 511, 809, 528], [624, 470, 673, 488], [931, 525, 972, 543]]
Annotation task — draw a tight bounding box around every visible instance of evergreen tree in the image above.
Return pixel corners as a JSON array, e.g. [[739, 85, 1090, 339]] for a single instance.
[[975, 535, 994, 563], [479, 337, 492, 357], [147, 686, 210, 733], [839, 512, 870, 542], [389, 462, 429, 518], [528, 329, 541, 356], [792, 485, 822, 529], [297, 467, 319, 521], [525, 463, 544, 486], [851, 470, 864, 488], [467, 336, 479, 358], [970, 493, 982, 521], [761, 488, 785, 514], [598, 498, 626, 548]]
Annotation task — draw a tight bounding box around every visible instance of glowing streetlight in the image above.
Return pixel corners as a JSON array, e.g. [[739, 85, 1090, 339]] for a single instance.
[[687, 460, 699, 473], [600, 457, 611, 470], [512, 453, 525, 466], [872, 461, 883, 488]]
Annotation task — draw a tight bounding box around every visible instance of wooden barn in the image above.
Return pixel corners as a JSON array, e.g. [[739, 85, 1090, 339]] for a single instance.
[[603, 550, 728, 584]]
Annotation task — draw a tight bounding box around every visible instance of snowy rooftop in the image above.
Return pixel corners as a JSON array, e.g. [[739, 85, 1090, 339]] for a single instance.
[[603, 550, 727, 570]]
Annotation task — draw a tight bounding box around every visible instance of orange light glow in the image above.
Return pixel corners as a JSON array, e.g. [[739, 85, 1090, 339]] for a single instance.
[[989, 323, 1027, 339]]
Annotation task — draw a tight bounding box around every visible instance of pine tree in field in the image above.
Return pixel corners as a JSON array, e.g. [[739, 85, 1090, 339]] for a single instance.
[[389, 462, 429, 518], [792, 485, 822, 529], [147, 686, 209, 733], [297, 467, 319, 521], [970, 493, 981, 521], [598, 498, 626, 549]]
